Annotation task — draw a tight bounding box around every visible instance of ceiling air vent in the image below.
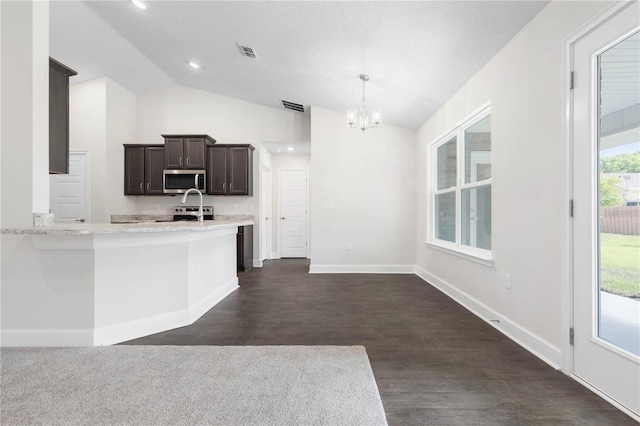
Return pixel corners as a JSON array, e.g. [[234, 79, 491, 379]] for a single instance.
[[280, 99, 307, 114], [237, 44, 258, 59]]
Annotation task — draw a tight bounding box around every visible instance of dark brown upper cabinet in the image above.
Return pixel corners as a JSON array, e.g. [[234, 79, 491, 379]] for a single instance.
[[162, 134, 216, 170], [207, 146, 228, 195], [207, 144, 255, 196], [49, 58, 77, 174], [124, 144, 165, 195]]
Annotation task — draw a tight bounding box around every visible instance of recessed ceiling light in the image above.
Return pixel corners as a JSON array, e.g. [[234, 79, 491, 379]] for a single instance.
[[131, 0, 147, 10], [188, 61, 201, 69], [287, 147, 294, 151]]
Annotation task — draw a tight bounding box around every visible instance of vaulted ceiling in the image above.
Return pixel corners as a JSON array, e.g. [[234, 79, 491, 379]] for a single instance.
[[50, 1, 550, 130]]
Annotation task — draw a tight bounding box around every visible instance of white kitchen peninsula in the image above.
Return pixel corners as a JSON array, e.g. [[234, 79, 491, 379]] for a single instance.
[[1, 219, 253, 347]]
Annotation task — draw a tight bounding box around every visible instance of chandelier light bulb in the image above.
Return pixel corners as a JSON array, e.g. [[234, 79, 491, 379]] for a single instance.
[[347, 109, 357, 125], [371, 108, 382, 125]]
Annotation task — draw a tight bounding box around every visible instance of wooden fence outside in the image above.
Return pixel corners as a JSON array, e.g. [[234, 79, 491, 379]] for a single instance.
[[600, 206, 639, 235]]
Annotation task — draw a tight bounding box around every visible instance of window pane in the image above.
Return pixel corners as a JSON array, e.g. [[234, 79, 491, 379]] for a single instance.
[[462, 185, 491, 250], [437, 137, 457, 190], [465, 115, 491, 184], [435, 192, 456, 242], [597, 31, 640, 355]]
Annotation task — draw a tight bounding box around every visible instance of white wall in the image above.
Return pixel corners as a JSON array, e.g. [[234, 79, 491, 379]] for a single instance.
[[310, 106, 417, 272], [415, 0, 613, 361], [271, 153, 311, 255], [69, 78, 137, 223], [0, 1, 50, 227], [69, 79, 107, 222], [105, 79, 137, 217]]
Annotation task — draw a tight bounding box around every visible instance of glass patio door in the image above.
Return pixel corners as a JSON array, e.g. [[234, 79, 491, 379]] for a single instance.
[[572, 1, 639, 419]]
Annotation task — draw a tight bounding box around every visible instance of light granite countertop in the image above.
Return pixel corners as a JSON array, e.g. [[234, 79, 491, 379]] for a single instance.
[[110, 214, 253, 224], [1, 218, 254, 236]]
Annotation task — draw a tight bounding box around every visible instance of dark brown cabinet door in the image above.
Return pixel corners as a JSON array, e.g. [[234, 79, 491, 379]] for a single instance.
[[164, 138, 184, 169], [207, 146, 228, 195], [184, 138, 206, 169], [125, 144, 165, 195], [162, 135, 214, 170], [228, 147, 250, 195], [124, 146, 145, 195], [145, 146, 165, 194], [49, 58, 77, 174], [206, 144, 254, 196]]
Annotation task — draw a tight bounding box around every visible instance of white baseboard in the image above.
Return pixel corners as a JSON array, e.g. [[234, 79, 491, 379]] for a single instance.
[[188, 278, 239, 322], [253, 259, 263, 268], [94, 310, 189, 346], [415, 266, 562, 369], [1, 329, 94, 347], [271, 252, 280, 259], [95, 278, 239, 346], [2, 279, 240, 347], [309, 264, 416, 274]]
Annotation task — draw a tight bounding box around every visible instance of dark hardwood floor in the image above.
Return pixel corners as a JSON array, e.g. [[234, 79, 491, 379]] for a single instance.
[[124, 259, 634, 425]]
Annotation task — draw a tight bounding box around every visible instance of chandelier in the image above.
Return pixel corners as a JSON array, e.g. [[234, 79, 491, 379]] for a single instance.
[[347, 74, 382, 131]]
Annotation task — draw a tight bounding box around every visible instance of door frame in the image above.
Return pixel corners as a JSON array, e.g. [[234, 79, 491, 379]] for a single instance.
[[50, 150, 91, 223], [259, 162, 272, 265], [276, 168, 309, 259], [562, 1, 639, 419]]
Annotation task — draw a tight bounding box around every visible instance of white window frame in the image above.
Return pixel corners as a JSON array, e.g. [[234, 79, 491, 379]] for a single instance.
[[426, 103, 493, 267]]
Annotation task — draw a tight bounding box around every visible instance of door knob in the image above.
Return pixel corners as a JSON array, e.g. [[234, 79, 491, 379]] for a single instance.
[[281, 217, 286, 220], [75, 218, 85, 223]]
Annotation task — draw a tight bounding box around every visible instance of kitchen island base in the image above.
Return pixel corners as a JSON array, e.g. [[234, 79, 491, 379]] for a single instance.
[[1, 226, 241, 346]]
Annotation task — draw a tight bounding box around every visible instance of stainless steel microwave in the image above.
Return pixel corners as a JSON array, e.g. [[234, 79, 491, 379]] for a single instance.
[[163, 169, 206, 194]]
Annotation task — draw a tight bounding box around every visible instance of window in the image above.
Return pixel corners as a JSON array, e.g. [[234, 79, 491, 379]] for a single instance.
[[428, 105, 492, 263]]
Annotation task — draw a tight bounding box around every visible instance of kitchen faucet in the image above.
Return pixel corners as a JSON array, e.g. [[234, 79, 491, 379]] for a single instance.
[[180, 188, 204, 222]]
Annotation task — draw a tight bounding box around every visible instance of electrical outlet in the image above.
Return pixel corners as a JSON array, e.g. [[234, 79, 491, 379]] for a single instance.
[[504, 273, 512, 290], [346, 243, 352, 251], [324, 202, 336, 210]]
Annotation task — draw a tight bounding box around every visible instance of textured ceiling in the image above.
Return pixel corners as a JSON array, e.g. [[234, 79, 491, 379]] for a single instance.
[[50, 0, 549, 130]]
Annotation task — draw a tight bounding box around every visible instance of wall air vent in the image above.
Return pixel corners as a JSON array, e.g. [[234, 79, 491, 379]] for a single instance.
[[237, 44, 258, 59], [280, 99, 307, 114]]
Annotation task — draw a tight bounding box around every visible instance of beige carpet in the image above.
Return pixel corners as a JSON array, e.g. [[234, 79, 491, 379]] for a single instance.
[[1, 345, 387, 425]]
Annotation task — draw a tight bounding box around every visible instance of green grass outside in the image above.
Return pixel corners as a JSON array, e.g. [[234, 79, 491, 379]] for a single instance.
[[600, 233, 640, 299]]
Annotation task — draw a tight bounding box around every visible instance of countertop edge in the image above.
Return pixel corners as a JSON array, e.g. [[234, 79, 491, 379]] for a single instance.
[[1, 219, 255, 236]]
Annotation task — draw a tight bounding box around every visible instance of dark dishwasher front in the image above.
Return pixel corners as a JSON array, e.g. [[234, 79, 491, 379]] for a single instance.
[[237, 225, 253, 273]]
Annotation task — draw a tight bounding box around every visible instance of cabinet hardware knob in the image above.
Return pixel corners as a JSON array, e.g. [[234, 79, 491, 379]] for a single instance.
[[147, 183, 150, 191], [179, 157, 183, 166], [139, 182, 143, 191], [223, 182, 226, 192], [230, 182, 233, 191], [186, 157, 190, 166]]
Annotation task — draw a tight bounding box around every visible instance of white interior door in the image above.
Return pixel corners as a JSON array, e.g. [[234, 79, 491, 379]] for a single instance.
[[260, 164, 272, 261], [279, 170, 308, 258], [50, 151, 90, 223], [572, 2, 639, 418]]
